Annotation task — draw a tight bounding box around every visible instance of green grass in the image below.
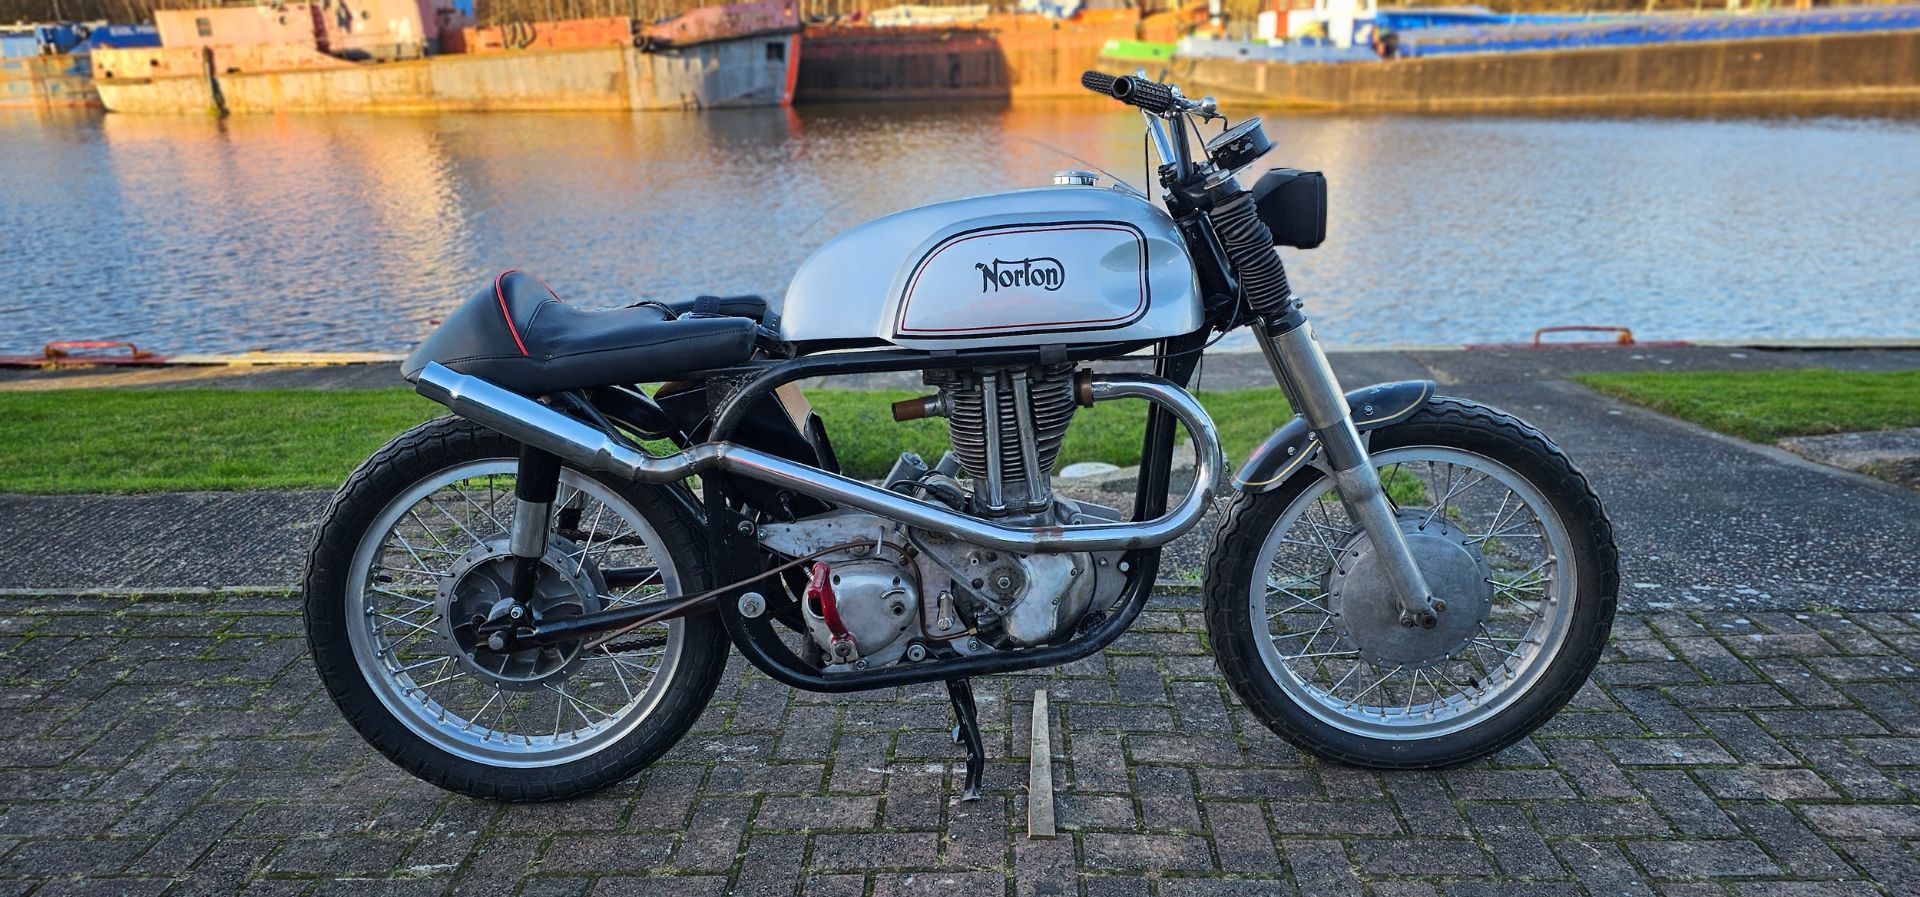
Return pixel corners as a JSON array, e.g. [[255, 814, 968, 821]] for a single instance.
[[0, 388, 442, 493], [0, 386, 1296, 494], [1576, 368, 1920, 443], [807, 388, 1290, 483]]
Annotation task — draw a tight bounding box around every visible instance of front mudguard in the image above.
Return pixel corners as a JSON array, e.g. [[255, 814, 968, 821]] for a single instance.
[[1232, 380, 1434, 492]]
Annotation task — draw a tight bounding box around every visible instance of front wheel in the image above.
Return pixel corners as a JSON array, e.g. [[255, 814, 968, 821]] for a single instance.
[[1205, 397, 1618, 768]]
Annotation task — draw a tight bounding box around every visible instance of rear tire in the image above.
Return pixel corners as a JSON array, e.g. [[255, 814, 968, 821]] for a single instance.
[[1204, 397, 1617, 768], [303, 416, 729, 801]]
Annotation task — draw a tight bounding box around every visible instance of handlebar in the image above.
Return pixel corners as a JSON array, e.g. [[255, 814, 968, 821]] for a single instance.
[[1081, 72, 1297, 325], [1080, 70, 1181, 116]]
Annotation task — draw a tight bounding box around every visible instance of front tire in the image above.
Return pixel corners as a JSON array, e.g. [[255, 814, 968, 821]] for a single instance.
[[1205, 397, 1617, 768], [303, 416, 729, 801]]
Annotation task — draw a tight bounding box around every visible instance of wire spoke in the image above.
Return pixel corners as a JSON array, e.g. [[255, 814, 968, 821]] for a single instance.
[[382, 613, 443, 655], [1421, 467, 1493, 528], [613, 568, 664, 603], [388, 530, 437, 572], [1282, 648, 1361, 661], [572, 502, 608, 574], [602, 649, 636, 701], [373, 611, 438, 637], [371, 585, 436, 607], [1466, 490, 1530, 545], [388, 656, 446, 676], [451, 483, 509, 536], [547, 683, 615, 726], [1324, 661, 1363, 698], [1347, 665, 1404, 707], [1303, 498, 1350, 561], [1265, 583, 1332, 618], [423, 496, 488, 551], [464, 689, 500, 733], [376, 563, 450, 580], [411, 669, 468, 691]]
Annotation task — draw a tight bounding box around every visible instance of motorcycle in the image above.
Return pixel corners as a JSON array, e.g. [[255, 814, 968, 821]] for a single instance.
[[303, 72, 1619, 802]]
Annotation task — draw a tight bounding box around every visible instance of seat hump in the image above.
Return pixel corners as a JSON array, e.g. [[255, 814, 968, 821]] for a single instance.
[[403, 270, 757, 394]]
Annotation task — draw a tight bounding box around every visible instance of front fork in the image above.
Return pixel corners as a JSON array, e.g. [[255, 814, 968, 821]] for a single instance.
[[1258, 319, 1442, 629]]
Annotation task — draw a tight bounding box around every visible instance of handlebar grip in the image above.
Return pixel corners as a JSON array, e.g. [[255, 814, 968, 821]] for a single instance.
[[1080, 70, 1178, 114], [1111, 75, 1177, 114]]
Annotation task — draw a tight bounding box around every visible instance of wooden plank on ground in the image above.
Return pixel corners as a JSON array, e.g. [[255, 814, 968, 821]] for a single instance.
[[1028, 688, 1056, 839]]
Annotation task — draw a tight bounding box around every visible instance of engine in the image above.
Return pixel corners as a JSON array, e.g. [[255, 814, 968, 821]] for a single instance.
[[755, 363, 1129, 671], [900, 363, 1088, 517]]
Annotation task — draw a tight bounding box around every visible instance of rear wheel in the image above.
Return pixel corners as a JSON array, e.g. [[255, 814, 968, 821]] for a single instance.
[[303, 417, 728, 801], [1205, 397, 1617, 768]]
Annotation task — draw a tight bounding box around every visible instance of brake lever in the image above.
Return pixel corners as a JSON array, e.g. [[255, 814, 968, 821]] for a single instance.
[[1162, 90, 1223, 125]]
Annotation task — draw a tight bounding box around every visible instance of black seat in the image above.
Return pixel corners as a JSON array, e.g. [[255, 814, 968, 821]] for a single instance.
[[402, 270, 758, 395], [662, 294, 770, 322]]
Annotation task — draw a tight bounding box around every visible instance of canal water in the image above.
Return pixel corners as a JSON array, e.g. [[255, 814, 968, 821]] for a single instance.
[[3, 100, 1917, 355]]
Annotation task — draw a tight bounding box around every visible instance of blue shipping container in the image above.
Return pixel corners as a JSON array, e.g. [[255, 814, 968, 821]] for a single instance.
[[1395, 5, 1920, 58], [87, 24, 161, 49], [0, 31, 40, 59]]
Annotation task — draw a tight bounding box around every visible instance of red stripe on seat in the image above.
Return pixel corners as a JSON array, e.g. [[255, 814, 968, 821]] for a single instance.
[[494, 269, 530, 357]]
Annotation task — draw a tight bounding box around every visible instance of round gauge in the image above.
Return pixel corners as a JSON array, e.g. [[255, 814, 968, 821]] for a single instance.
[[1205, 117, 1273, 173]]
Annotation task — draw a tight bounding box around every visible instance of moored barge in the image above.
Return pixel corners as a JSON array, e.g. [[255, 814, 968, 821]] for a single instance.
[[795, 6, 1199, 102], [1, 23, 159, 109], [91, 1, 800, 114]]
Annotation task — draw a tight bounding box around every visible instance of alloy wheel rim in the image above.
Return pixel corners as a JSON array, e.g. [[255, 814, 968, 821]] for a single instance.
[[1247, 446, 1577, 741], [344, 460, 685, 767]]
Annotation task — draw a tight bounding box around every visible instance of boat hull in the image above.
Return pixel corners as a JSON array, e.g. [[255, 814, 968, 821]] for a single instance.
[[94, 35, 799, 114], [0, 53, 99, 109], [795, 13, 1138, 102]]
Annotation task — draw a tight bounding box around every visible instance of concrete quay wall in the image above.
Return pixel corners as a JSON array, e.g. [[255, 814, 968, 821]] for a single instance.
[[1141, 30, 1920, 112]]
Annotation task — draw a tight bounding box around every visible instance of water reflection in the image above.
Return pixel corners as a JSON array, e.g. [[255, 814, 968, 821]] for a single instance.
[[2, 100, 1917, 354]]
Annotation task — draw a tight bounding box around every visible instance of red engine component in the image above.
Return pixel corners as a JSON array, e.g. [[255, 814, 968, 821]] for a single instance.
[[805, 561, 857, 658]]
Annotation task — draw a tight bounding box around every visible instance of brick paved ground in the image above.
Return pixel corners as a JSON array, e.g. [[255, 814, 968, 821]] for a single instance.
[[4, 589, 1920, 896]]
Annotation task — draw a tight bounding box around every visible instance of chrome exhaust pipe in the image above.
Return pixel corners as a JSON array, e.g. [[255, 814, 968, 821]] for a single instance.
[[415, 362, 1221, 554]]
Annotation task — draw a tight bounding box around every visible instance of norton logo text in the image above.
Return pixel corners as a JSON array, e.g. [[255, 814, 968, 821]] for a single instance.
[[975, 257, 1065, 293]]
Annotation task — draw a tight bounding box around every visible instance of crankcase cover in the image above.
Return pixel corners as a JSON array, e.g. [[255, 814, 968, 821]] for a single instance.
[[781, 186, 1202, 349], [803, 559, 920, 666]]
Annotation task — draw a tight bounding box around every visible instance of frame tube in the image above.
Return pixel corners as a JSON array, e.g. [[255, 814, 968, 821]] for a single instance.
[[414, 363, 1223, 556]]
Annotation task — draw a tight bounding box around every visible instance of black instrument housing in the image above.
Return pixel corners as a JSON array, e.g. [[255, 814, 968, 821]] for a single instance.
[[1250, 168, 1328, 250], [1205, 118, 1273, 173]]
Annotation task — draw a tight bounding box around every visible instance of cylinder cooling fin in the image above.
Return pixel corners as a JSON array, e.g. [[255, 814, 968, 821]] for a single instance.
[[929, 364, 1079, 514]]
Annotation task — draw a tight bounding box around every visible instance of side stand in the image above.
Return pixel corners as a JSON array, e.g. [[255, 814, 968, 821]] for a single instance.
[[946, 678, 985, 801]]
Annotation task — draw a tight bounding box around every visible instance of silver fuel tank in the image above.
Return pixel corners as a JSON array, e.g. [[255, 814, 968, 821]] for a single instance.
[[780, 184, 1202, 350]]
